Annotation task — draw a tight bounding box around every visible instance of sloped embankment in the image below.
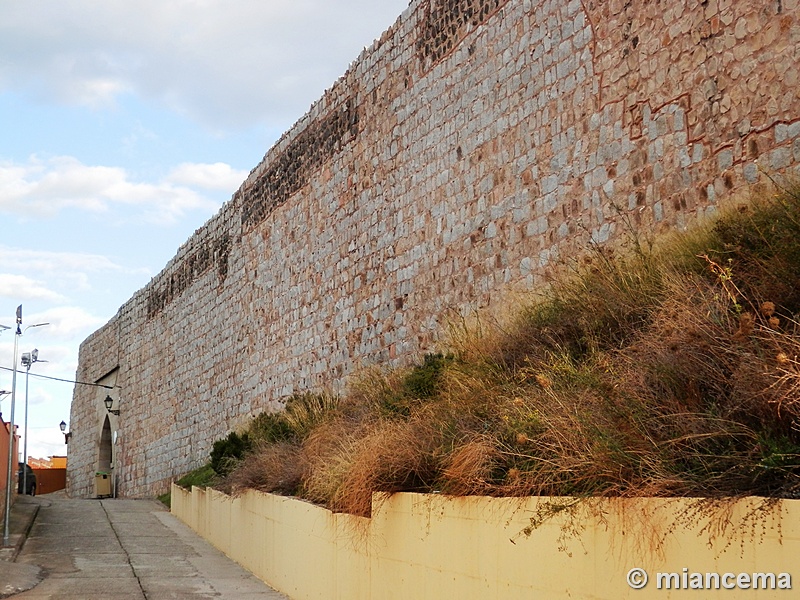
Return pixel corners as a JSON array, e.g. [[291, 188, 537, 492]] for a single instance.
[[203, 187, 800, 517]]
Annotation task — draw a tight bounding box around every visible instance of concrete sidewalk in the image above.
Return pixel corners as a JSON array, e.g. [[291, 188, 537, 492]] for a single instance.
[[1, 493, 289, 599], [0, 494, 43, 597]]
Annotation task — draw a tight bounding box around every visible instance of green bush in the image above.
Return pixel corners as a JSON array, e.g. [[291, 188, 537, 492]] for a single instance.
[[209, 392, 339, 479], [403, 353, 454, 398], [249, 412, 295, 444], [375, 353, 456, 417], [210, 431, 251, 476]]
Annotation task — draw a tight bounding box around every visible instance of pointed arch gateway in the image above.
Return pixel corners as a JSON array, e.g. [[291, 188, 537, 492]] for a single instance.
[[98, 415, 112, 473], [94, 367, 119, 498], [95, 414, 114, 498]]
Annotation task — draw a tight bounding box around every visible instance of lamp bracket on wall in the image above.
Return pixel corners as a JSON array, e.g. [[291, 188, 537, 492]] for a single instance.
[[104, 395, 120, 416], [60, 420, 71, 444]]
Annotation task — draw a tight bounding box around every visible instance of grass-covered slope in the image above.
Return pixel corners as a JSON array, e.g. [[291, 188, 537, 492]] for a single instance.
[[212, 188, 800, 517]]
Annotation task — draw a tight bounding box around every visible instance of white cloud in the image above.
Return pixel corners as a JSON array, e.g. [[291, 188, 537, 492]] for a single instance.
[[0, 246, 140, 276], [68, 75, 133, 110], [0, 274, 65, 303], [0, 0, 408, 130], [25, 306, 108, 340], [166, 162, 249, 192], [0, 155, 227, 224]]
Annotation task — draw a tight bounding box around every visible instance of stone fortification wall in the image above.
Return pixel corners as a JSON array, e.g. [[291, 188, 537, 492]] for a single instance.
[[68, 0, 800, 498]]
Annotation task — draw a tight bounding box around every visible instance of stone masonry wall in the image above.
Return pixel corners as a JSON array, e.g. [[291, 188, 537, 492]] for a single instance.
[[68, 0, 800, 498]]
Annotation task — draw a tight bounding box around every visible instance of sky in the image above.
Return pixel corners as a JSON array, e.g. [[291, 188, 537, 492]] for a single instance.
[[0, 0, 410, 462]]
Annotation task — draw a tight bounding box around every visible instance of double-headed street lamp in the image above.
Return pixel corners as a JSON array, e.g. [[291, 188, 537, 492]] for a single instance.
[[20, 350, 46, 496], [2, 306, 48, 548]]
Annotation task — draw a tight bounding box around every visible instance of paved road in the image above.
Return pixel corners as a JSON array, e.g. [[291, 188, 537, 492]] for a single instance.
[[10, 494, 289, 599]]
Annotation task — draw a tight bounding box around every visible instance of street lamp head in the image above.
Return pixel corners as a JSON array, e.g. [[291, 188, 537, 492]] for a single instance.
[[104, 395, 120, 415], [60, 421, 71, 444], [21, 349, 43, 369]]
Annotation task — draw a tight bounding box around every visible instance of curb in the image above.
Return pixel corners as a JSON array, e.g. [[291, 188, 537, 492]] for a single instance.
[[0, 496, 41, 561], [0, 496, 44, 598]]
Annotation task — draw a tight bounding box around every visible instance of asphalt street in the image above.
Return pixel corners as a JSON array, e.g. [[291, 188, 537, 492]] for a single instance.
[[2, 493, 289, 599]]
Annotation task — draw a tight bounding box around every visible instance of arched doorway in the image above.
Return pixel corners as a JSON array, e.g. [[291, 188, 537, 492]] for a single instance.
[[98, 415, 112, 473], [93, 367, 119, 498], [96, 415, 114, 498]]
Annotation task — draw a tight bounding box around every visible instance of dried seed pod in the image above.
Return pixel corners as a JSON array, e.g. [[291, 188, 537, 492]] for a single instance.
[[733, 313, 755, 341]]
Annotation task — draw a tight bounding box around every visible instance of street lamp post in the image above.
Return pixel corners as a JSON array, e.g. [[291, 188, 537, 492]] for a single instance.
[[2, 306, 48, 547], [2, 306, 22, 547], [20, 350, 46, 496]]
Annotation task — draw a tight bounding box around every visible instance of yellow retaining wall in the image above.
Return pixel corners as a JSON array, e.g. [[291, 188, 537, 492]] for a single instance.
[[171, 484, 799, 599]]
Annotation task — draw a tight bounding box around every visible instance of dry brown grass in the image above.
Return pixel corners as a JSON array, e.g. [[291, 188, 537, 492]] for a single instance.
[[216, 186, 800, 515], [294, 411, 444, 516], [441, 436, 502, 496], [767, 334, 800, 421], [327, 417, 442, 516], [224, 441, 306, 496]]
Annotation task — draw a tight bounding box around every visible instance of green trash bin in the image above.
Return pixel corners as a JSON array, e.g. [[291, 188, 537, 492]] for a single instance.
[[95, 472, 111, 497]]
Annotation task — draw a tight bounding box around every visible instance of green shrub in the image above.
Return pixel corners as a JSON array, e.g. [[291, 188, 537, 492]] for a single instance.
[[248, 412, 295, 445], [210, 393, 339, 482], [210, 431, 251, 476], [403, 353, 454, 398], [247, 392, 339, 444], [373, 353, 456, 417]]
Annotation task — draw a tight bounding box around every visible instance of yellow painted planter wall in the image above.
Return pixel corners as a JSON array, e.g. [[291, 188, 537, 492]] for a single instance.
[[171, 485, 799, 599]]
